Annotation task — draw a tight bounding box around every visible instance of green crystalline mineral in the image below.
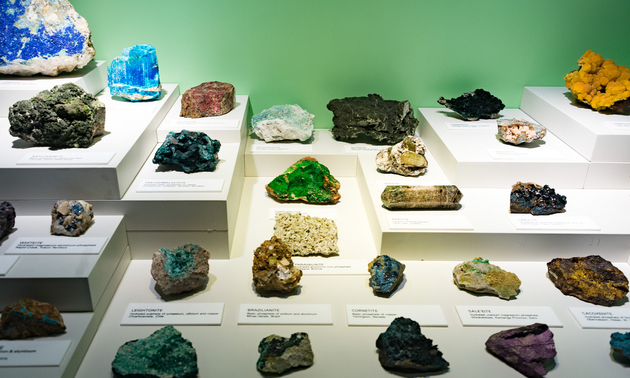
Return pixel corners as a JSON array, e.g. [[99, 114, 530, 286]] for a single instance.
[[265, 157, 341, 204]]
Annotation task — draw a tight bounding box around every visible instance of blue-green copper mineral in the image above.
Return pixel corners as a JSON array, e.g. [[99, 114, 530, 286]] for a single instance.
[[108, 44, 162, 101], [368, 255, 406, 294], [611, 332, 630, 360], [160, 244, 199, 280], [153, 130, 221, 173]]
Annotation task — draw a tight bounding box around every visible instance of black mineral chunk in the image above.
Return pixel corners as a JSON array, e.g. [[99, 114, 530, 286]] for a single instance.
[[510, 181, 567, 215], [0, 201, 16, 240], [437, 89, 505, 121]]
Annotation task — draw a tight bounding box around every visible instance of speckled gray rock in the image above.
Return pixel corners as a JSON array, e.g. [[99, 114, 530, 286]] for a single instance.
[[376, 136, 427, 176], [151, 244, 210, 295], [257, 332, 314, 374], [50, 200, 94, 236], [273, 212, 339, 256]]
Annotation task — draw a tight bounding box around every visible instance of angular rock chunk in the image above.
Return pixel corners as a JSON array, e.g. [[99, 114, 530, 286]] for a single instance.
[[257, 332, 314, 374], [50, 200, 94, 236], [108, 44, 162, 101], [151, 244, 210, 295], [153, 130, 221, 173], [437, 89, 505, 121], [9, 83, 106, 148], [611, 332, 630, 360], [497, 118, 546, 145], [376, 136, 428, 176], [273, 212, 339, 256], [0, 298, 66, 340], [266, 157, 341, 204], [251, 104, 314, 142], [0, 0, 95, 76], [0, 201, 17, 240], [376, 317, 449, 372], [252, 236, 302, 293], [453, 257, 521, 299], [381, 185, 463, 210], [112, 326, 198, 378], [180, 81, 235, 118], [327, 94, 419, 144], [368, 255, 405, 294], [486, 323, 557, 377], [547, 255, 629, 306], [510, 182, 566, 215]]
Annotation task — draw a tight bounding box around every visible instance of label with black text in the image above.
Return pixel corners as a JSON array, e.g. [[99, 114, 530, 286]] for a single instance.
[[6, 237, 107, 255], [508, 215, 600, 231], [121, 303, 224, 325], [238, 304, 332, 325], [17, 152, 115, 165], [175, 118, 238, 128], [606, 122, 630, 133], [0, 340, 71, 367], [445, 122, 494, 130], [346, 305, 447, 326], [343, 145, 387, 154], [387, 215, 473, 230], [251, 143, 313, 153], [486, 148, 565, 161], [293, 258, 367, 275], [569, 307, 630, 329], [137, 179, 224, 192], [456, 305, 562, 327]]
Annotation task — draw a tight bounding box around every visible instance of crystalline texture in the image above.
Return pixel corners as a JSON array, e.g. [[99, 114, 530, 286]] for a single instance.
[[180, 81, 235, 118], [153, 130, 221, 173], [437, 89, 505, 121], [510, 181, 566, 215], [151, 244, 210, 295], [368, 255, 405, 294], [252, 237, 302, 293], [50, 200, 94, 236], [497, 118, 546, 145], [375, 136, 428, 176], [266, 157, 341, 204], [108, 44, 162, 101], [251, 104, 314, 142], [610, 332, 630, 360]]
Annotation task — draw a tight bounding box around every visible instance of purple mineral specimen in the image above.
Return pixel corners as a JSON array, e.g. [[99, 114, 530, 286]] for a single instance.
[[0, 201, 16, 240]]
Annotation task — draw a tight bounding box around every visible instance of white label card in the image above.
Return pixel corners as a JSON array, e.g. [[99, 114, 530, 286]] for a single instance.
[[606, 122, 630, 133], [0, 340, 71, 367], [251, 143, 313, 153], [293, 258, 368, 275], [176, 118, 239, 129], [456, 306, 562, 327], [508, 215, 600, 231], [343, 145, 387, 154], [17, 152, 115, 165], [238, 304, 332, 325], [137, 179, 224, 192], [5, 237, 108, 255], [486, 148, 565, 161], [269, 208, 338, 220], [445, 122, 495, 130], [0, 255, 20, 275], [121, 303, 224, 325], [387, 215, 473, 230], [346, 305, 447, 326], [569, 307, 630, 329]]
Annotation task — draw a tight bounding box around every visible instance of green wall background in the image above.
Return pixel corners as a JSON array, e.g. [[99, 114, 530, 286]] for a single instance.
[[72, 0, 630, 128]]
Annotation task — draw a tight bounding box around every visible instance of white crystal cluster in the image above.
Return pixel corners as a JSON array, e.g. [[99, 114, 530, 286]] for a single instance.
[[273, 212, 339, 256], [251, 104, 314, 142], [497, 118, 546, 145]]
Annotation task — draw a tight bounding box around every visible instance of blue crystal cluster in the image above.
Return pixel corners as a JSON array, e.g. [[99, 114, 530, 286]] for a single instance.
[[108, 44, 162, 101], [160, 244, 200, 280], [368, 255, 406, 294], [153, 130, 221, 173]]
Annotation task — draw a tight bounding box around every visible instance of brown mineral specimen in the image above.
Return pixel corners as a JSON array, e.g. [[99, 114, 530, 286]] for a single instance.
[[180, 81, 235, 118], [497, 118, 546, 145], [381, 185, 463, 210], [547, 255, 629, 306], [375, 136, 428, 177], [252, 237, 302, 293], [0, 298, 66, 339], [453, 257, 521, 299], [151, 244, 210, 295]]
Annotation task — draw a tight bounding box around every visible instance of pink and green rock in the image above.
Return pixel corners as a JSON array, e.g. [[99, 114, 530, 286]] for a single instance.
[[180, 81, 235, 118], [266, 157, 341, 204]]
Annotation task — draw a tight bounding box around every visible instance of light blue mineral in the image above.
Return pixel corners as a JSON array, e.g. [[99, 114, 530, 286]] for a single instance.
[[251, 104, 314, 142], [108, 44, 162, 101], [368, 255, 406, 294]]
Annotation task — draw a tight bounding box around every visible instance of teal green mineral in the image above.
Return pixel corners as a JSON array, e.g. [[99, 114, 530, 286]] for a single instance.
[[265, 157, 341, 204], [153, 130, 221, 173]]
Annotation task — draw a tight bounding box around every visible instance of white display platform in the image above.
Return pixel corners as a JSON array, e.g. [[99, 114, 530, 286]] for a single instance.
[[417, 108, 590, 188], [0, 84, 179, 200], [0, 61, 107, 118], [0, 216, 129, 312]]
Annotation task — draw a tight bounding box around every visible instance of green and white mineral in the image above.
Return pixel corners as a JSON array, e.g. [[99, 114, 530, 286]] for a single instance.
[[266, 157, 340, 204]]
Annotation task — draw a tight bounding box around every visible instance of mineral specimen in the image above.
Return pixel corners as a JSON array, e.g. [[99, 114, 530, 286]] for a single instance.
[[9, 83, 106, 148], [0, 298, 66, 340], [381, 185, 463, 210], [375, 136, 428, 176], [510, 182, 566, 215], [50, 200, 94, 236], [376, 317, 449, 372], [453, 257, 521, 299], [368, 255, 405, 294], [0, 0, 95, 76], [257, 332, 314, 374], [547, 255, 629, 306], [611, 332, 630, 360], [252, 236, 302, 293], [327, 94, 419, 144], [180, 81, 235, 118], [108, 44, 162, 101], [152, 130, 221, 173], [251, 104, 314, 142], [273, 212, 339, 256], [486, 323, 557, 377], [0, 201, 16, 240], [151, 244, 210, 295], [564, 50, 630, 112], [497, 118, 546, 145], [437, 89, 505, 121], [266, 157, 341, 204], [112, 326, 198, 378]]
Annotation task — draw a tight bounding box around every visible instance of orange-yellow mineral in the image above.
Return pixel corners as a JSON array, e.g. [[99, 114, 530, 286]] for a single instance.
[[564, 50, 630, 112]]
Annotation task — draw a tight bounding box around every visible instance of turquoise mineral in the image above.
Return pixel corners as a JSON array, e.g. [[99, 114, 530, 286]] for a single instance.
[[0, 0, 95, 76], [153, 130, 221, 173], [251, 104, 314, 142], [257, 332, 314, 374], [108, 44, 162, 101], [151, 244, 210, 295], [0, 298, 66, 340], [368, 255, 405, 294], [611, 332, 630, 360], [112, 326, 199, 378]]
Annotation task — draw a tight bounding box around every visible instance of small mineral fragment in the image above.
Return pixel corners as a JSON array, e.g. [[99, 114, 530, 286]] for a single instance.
[[9, 83, 106, 148], [381, 185, 463, 210], [368, 255, 405, 294], [153, 130, 221, 173], [180, 81, 235, 118], [486, 323, 557, 377], [112, 326, 198, 378], [108, 44, 162, 101], [327, 94, 419, 144], [0, 298, 66, 340], [437, 89, 505, 121], [376, 317, 449, 372], [0, 0, 95, 76], [547, 255, 629, 306], [497, 118, 546, 145], [251, 104, 314, 142], [611, 332, 630, 360], [266, 157, 341, 204], [252, 236, 302, 293], [453, 257, 521, 299], [375, 136, 428, 176], [0, 201, 17, 240], [257, 332, 314, 374], [510, 182, 566, 215], [273, 212, 339, 256], [50, 200, 94, 236], [151, 244, 210, 295]]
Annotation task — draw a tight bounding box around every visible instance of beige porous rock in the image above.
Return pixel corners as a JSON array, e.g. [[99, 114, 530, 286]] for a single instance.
[[252, 237, 302, 293], [151, 244, 210, 295], [273, 212, 339, 256], [453, 257, 521, 299], [497, 118, 546, 145], [381, 185, 463, 210], [376, 136, 428, 176]]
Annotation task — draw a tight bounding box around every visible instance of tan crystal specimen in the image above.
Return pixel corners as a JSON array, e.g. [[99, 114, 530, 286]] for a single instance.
[[381, 185, 463, 209], [497, 118, 546, 145], [453, 257, 521, 299], [273, 212, 339, 256], [252, 236, 302, 293], [375, 136, 428, 177]]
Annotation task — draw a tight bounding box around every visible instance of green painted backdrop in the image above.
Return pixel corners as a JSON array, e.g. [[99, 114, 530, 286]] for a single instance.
[[72, 0, 630, 128]]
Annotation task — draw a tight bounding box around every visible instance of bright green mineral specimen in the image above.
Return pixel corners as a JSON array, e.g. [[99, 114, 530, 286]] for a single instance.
[[265, 157, 341, 204]]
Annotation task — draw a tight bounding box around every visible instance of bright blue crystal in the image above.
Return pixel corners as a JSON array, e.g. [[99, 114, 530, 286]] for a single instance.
[[160, 244, 200, 280], [108, 44, 162, 101], [153, 130, 221, 173], [368, 255, 406, 294]]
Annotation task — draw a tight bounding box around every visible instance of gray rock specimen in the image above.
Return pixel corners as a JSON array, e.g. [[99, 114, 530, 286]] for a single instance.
[[50, 200, 94, 236], [257, 332, 314, 374], [0, 298, 66, 340], [327, 94, 419, 144], [9, 83, 106, 148], [437, 89, 505, 121], [252, 236, 302, 293], [611, 332, 630, 360], [497, 118, 546, 145], [251, 104, 314, 142], [151, 244, 210, 295], [0, 201, 16, 240], [368, 255, 405, 294], [453, 257, 521, 299], [376, 136, 428, 176], [273, 212, 339, 256], [381, 185, 463, 210], [180, 81, 235, 118], [152, 130, 221, 173]]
